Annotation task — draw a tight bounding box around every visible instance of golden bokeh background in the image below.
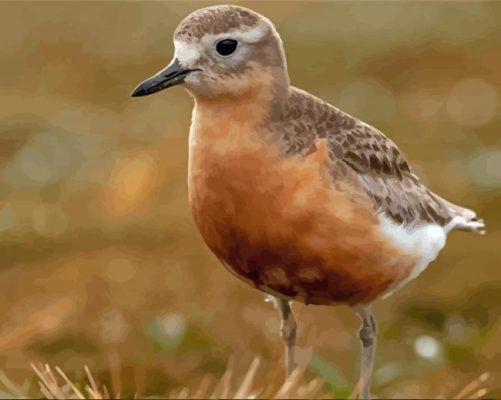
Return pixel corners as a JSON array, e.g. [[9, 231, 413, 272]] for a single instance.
[[0, 1, 500, 397]]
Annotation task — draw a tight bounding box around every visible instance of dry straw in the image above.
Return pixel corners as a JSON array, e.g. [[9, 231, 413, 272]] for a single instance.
[[0, 359, 493, 399]]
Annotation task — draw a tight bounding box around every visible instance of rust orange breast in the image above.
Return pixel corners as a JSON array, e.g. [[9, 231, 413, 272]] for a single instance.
[[187, 100, 417, 305]]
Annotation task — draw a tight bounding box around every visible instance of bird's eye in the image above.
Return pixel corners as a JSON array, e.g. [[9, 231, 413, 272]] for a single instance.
[[216, 39, 238, 56]]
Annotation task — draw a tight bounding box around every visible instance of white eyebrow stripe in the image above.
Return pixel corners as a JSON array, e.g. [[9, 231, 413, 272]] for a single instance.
[[233, 25, 268, 43], [174, 40, 202, 64], [203, 24, 268, 45], [173, 23, 268, 66]]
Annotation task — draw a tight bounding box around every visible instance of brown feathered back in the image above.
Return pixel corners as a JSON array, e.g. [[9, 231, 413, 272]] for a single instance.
[[270, 87, 478, 229]]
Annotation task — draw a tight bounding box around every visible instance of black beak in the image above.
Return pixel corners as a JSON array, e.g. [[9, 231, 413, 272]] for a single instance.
[[131, 58, 200, 97]]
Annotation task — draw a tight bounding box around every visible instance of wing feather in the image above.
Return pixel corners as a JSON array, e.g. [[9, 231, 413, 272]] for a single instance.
[[284, 87, 481, 229], [327, 116, 453, 227]]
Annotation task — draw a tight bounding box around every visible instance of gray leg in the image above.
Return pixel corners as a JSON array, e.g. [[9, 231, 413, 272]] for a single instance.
[[269, 296, 297, 378], [353, 305, 377, 399]]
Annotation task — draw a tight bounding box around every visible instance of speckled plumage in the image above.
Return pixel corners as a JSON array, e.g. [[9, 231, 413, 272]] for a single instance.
[[157, 4, 486, 306], [133, 5, 485, 395], [271, 87, 476, 228], [172, 5, 480, 230], [175, 5, 260, 41]]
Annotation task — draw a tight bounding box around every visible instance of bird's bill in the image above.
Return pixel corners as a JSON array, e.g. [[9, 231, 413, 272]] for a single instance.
[[130, 58, 199, 97]]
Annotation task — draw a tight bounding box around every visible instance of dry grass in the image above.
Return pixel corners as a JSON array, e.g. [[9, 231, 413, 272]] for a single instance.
[[451, 372, 490, 400], [0, 360, 493, 399], [25, 359, 326, 399]]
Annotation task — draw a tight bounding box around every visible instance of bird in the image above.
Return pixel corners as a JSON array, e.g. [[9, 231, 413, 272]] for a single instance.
[[131, 5, 485, 398]]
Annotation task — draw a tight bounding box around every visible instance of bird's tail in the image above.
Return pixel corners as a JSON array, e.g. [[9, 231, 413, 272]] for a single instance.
[[436, 194, 486, 234]]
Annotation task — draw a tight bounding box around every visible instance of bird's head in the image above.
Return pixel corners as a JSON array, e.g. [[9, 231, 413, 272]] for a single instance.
[[131, 5, 289, 101]]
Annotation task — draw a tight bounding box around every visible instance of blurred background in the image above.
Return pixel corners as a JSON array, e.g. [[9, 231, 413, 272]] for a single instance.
[[0, 1, 500, 398]]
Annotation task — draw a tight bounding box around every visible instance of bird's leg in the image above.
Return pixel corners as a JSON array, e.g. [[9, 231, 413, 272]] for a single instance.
[[269, 296, 297, 378], [353, 304, 377, 399]]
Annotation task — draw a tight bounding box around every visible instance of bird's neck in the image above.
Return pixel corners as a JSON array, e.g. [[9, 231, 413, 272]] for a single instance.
[[193, 89, 270, 124], [190, 90, 271, 148], [190, 75, 290, 128], [188, 82, 287, 162]]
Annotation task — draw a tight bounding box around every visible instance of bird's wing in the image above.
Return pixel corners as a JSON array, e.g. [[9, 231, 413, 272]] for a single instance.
[[284, 87, 483, 231], [326, 114, 454, 227]]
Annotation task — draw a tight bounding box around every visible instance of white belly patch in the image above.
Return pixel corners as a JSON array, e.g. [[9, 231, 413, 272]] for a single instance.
[[378, 214, 448, 297]]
